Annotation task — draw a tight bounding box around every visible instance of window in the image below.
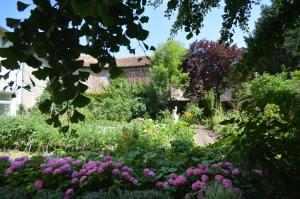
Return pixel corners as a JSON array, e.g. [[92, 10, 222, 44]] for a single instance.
[[0, 92, 11, 116]]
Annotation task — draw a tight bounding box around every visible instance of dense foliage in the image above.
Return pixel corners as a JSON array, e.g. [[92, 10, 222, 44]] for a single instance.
[[182, 40, 243, 104], [241, 0, 300, 75], [150, 40, 188, 108]]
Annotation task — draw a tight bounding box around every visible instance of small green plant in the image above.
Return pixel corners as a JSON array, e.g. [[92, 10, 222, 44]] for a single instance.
[[182, 101, 204, 125], [204, 182, 242, 199]]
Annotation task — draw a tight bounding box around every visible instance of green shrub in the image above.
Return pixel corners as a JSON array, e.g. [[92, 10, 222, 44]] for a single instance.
[[182, 101, 204, 124], [86, 79, 147, 121], [227, 73, 300, 198]]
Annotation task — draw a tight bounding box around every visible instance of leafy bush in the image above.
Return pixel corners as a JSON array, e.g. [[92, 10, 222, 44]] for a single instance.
[[226, 73, 300, 198], [182, 101, 204, 124], [86, 79, 147, 121]]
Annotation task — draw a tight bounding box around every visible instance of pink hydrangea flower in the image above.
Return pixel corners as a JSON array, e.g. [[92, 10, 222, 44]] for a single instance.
[[53, 168, 62, 175], [192, 168, 203, 175], [214, 175, 224, 182], [174, 175, 186, 186], [201, 175, 209, 182], [79, 176, 87, 183], [64, 188, 74, 199], [223, 162, 233, 168], [71, 178, 79, 184], [197, 164, 206, 170], [232, 169, 241, 175], [71, 171, 79, 178], [156, 181, 164, 189], [34, 180, 43, 190], [186, 168, 193, 176], [222, 179, 232, 188], [112, 169, 121, 175], [5, 167, 13, 175], [169, 173, 178, 180], [221, 169, 229, 176], [42, 167, 53, 175], [103, 155, 112, 162], [192, 180, 205, 191]]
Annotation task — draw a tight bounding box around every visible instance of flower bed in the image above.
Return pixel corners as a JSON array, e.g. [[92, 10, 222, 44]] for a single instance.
[[0, 155, 253, 198]]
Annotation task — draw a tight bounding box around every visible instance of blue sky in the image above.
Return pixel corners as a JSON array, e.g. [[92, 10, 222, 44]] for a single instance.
[[0, 0, 271, 57]]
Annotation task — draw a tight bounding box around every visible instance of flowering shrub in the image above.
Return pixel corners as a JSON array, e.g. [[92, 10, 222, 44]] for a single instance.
[[0, 155, 255, 198]]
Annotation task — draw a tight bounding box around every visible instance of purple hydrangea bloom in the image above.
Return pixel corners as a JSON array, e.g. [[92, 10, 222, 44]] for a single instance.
[[42, 167, 53, 175], [61, 164, 71, 173], [79, 176, 87, 183], [174, 175, 186, 186], [79, 169, 87, 175], [130, 177, 139, 185], [87, 169, 96, 175], [222, 179, 233, 188], [223, 162, 233, 168], [214, 175, 224, 182], [5, 167, 13, 175], [15, 156, 28, 162], [201, 175, 209, 182], [103, 155, 113, 162], [112, 169, 121, 175], [232, 169, 241, 175], [192, 168, 203, 176], [64, 188, 74, 199], [122, 171, 130, 180], [11, 162, 23, 170], [186, 168, 193, 176], [221, 169, 229, 176], [72, 160, 82, 166], [143, 168, 151, 174], [234, 187, 242, 193], [156, 181, 164, 189], [71, 171, 79, 178], [169, 173, 178, 180], [0, 156, 10, 162], [71, 178, 79, 184], [197, 164, 206, 170], [112, 162, 122, 168], [34, 180, 43, 190], [192, 180, 205, 191], [97, 167, 104, 174], [64, 157, 73, 162], [53, 168, 63, 175]]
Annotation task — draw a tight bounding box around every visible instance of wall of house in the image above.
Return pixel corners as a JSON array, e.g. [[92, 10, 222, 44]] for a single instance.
[[0, 30, 47, 115]]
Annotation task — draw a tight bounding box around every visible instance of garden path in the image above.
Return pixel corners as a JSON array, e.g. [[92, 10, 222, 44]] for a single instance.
[[193, 126, 219, 147]]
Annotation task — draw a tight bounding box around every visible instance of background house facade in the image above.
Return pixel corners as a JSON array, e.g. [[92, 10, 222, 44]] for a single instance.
[[0, 27, 47, 116]]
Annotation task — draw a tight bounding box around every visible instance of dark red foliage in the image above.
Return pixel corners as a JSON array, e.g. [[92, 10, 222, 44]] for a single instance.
[[182, 40, 243, 100]]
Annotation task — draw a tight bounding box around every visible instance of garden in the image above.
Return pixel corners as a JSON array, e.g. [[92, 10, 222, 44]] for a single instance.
[[0, 0, 300, 199]]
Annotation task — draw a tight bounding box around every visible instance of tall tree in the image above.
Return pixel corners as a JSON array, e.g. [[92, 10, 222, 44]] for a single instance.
[[182, 40, 243, 105], [150, 40, 188, 107], [241, 1, 300, 75]]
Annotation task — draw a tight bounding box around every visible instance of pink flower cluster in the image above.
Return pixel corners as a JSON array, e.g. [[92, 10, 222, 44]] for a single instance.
[[40, 157, 77, 176], [156, 173, 187, 189], [143, 168, 156, 178], [184, 162, 242, 192], [4, 156, 28, 174]]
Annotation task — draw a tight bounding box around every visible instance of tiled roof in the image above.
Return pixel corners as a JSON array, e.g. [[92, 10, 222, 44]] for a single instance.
[[78, 55, 151, 68]]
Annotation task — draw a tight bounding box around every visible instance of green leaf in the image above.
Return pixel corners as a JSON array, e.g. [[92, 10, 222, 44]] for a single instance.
[[39, 99, 52, 113], [140, 16, 149, 23], [17, 1, 30, 11], [70, 110, 85, 123], [6, 18, 20, 28], [72, 94, 90, 108], [186, 32, 193, 40], [0, 59, 20, 70]]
